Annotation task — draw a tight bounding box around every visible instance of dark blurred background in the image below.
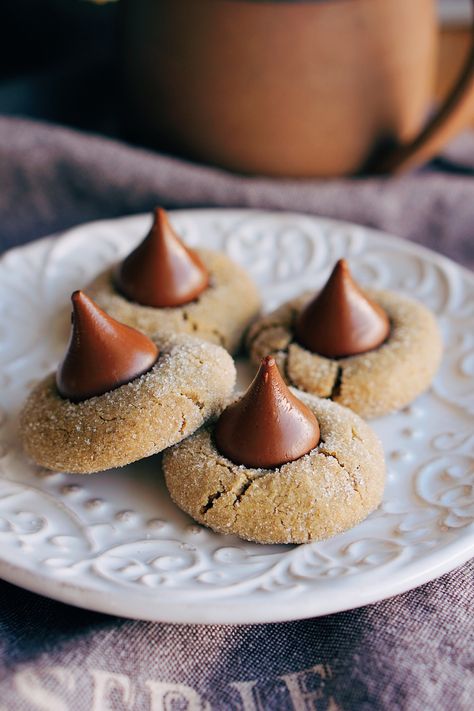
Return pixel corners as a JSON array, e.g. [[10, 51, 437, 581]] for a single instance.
[[0, 0, 118, 133]]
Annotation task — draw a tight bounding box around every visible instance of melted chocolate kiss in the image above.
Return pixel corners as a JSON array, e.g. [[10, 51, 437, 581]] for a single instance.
[[56, 291, 159, 402], [214, 356, 320, 469], [295, 259, 390, 358], [115, 207, 209, 308]]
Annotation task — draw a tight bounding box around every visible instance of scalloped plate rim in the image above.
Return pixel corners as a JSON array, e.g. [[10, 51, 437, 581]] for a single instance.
[[0, 528, 472, 624], [3, 208, 474, 284]]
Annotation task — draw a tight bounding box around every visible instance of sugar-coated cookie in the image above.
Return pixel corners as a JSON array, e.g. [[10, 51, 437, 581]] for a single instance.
[[88, 208, 261, 354], [164, 392, 385, 544], [21, 333, 235, 474], [247, 260, 442, 418], [20, 292, 236, 474]]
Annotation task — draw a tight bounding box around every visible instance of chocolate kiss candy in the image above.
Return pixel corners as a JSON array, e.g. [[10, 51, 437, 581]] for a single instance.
[[115, 207, 209, 308], [214, 356, 320, 469], [295, 259, 390, 358], [56, 291, 159, 402]]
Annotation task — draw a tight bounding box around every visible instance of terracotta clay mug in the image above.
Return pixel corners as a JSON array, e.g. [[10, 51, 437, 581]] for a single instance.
[[120, 0, 474, 177]]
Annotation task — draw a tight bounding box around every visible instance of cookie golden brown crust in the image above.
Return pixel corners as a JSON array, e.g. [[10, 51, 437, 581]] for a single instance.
[[20, 334, 236, 474], [87, 249, 261, 354], [163, 392, 385, 544], [246, 290, 443, 419]]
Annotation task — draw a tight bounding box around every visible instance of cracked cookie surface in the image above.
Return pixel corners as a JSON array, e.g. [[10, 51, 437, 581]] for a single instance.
[[87, 249, 261, 354], [20, 333, 236, 474], [246, 289, 442, 419], [163, 391, 385, 544]]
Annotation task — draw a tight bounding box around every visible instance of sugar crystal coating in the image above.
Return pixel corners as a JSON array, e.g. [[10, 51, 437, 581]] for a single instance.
[[247, 289, 442, 419], [89, 249, 261, 354], [21, 333, 236, 473], [163, 391, 385, 544]]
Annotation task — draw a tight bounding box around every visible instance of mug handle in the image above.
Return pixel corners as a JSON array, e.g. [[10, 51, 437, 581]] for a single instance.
[[373, 0, 474, 174]]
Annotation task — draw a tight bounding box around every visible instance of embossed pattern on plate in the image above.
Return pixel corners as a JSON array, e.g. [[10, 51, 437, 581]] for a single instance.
[[0, 210, 473, 623]]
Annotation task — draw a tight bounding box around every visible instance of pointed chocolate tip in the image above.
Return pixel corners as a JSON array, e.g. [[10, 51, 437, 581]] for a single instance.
[[114, 207, 209, 308], [70, 290, 95, 319], [335, 257, 348, 272], [295, 259, 390, 358], [153, 206, 166, 222], [151, 207, 168, 234], [261, 354, 276, 377], [70, 289, 96, 318], [56, 291, 159, 402], [214, 356, 320, 469]]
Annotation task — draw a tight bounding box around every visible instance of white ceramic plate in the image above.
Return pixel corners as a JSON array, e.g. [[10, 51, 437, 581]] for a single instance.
[[0, 209, 473, 624]]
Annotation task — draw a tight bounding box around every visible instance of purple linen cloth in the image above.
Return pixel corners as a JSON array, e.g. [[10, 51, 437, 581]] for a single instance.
[[0, 117, 473, 269], [0, 115, 473, 710]]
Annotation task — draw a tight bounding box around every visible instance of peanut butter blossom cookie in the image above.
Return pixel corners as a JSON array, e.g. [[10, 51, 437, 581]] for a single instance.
[[87, 207, 261, 353], [163, 356, 385, 544], [246, 259, 443, 418], [20, 291, 236, 473]]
